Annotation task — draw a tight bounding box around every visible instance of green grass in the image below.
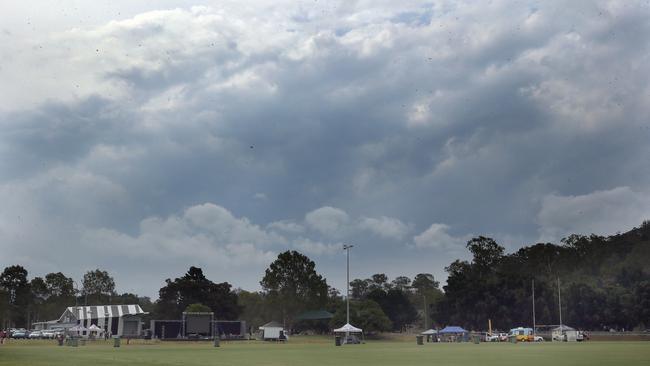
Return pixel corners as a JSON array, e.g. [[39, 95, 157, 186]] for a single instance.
[[1, 337, 648, 366]]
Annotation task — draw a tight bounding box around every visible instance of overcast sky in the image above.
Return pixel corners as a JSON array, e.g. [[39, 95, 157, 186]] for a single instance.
[[1, 1, 649, 298]]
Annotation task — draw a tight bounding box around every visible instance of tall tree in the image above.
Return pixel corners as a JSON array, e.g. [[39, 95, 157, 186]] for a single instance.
[[260, 251, 328, 328], [45, 272, 75, 298], [466, 236, 504, 270], [237, 290, 271, 331], [82, 269, 116, 304], [349, 279, 370, 300], [391, 276, 412, 291], [411, 273, 443, 327], [0, 265, 31, 327], [369, 273, 389, 291], [367, 288, 418, 331], [29, 277, 49, 323], [155, 266, 240, 320], [412, 273, 440, 294]]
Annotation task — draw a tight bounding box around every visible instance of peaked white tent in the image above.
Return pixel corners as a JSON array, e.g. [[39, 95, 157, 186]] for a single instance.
[[68, 324, 88, 338], [87, 324, 104, 338], [333, 323, 362, 333], [333, 323, 364, 344], [421, 329, 438, 342]]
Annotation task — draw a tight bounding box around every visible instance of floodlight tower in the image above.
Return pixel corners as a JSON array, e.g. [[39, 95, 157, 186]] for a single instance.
[[343, 244, 354, 325]]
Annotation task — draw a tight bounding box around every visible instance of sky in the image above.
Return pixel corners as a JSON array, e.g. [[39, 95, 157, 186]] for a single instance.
[[1, 0, 649, 298]]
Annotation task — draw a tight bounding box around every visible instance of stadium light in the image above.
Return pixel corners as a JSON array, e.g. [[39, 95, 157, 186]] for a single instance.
[[343, 244, 354, 325]]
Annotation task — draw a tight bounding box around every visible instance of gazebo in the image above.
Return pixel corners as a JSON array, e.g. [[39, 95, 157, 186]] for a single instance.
[[552, 325, 577, 342], [439, 326, 469, 342], [333, 323, 363, 344], [421, 329, 438, 342], [87, 324, 104, 339], [68, 324, 89, 338]]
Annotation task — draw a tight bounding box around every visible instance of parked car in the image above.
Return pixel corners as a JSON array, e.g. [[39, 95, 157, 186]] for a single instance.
[[534, 335, 544, 342], [28, 331, 43, 339], [41, 330, 56, 339], [498, 333, 509, 342], [11, 329, 28, 339], [486, 333, 500, 342]]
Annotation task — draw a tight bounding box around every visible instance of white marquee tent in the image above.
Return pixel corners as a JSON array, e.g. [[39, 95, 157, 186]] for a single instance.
[[333, 323, 362, 333], [333, 323, 364, 344]]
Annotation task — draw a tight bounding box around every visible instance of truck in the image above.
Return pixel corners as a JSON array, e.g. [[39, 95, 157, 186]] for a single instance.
[[508, 327, 543, 342]]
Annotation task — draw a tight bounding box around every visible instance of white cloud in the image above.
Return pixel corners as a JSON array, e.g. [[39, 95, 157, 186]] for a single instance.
[[305, 206, 350, 236], [83, 203, 280, 266], [537, 187, 650, 242], [267, 220, 305, 234], [292, 238, 341, 256], [358, 216, 410, 239], [414, 223, 469, 249]]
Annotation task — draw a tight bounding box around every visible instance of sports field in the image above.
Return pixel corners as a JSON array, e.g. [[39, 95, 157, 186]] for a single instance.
[[1, 338, 648, 366]]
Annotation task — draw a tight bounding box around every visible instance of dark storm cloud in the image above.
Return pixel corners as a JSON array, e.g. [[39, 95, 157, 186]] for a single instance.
[[1, 1, 649, 296]]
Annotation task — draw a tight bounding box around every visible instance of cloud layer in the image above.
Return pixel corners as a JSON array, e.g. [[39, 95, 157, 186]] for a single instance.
[[1, 1, 649, 296]]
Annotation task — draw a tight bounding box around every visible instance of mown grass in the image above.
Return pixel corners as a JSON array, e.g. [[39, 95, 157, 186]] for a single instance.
[[1, 337, 648, 366]]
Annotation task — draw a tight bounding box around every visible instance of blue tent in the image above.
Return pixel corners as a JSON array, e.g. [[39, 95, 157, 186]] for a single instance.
[[439, 326, 468, 333]]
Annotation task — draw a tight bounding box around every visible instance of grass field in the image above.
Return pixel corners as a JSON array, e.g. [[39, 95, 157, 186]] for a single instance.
[[1, 337, 649, 366]]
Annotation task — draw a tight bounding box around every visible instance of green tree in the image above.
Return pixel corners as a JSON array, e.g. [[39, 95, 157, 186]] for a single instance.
[[29, 277, 49, 323], [185, 303, 212, 312], [237, 290, 270, 331], [0, 288, 9, 329], [369, 274, 389, 291], [412, 273, 439, 293], [410, 273, 443, 327], [466, 236, 504, 270], [260, 251, 328, 328], [391, 276, 411, 291], [367, 288, 418, 331], [349, 279, 370, 299], [155, 266, 240, 320], [0, 265, 31, 327], [82, 269, 116, 304], [45, 272, 75, 298]]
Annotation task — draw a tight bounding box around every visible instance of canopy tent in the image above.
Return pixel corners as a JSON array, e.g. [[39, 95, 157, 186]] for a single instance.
[[552, 325, 578, 342], [68, 324, 88, 338], [421, 328, 438, 342], [86, 324, 104, 339], [333, 323, 364, 345], [69, 325, 88, 332], [333, 323, 362, 333], [439, 326, 468, 333], [552, 325, 575, 332], [439, 326, 469, 342]]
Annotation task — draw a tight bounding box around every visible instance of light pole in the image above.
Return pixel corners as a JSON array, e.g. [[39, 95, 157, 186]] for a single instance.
[[343, 244, 354, 325]]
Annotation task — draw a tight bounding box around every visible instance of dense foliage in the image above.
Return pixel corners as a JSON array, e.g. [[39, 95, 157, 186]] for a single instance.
[[260, 251, 329, 328], [155, 266, 241, 320], [329, 299, 392, 333], [438, 222, 650, 331]]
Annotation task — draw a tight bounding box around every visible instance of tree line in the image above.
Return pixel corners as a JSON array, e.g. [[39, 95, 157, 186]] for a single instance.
[[1, 221, 649, 332]]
